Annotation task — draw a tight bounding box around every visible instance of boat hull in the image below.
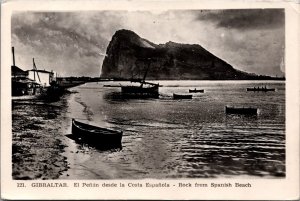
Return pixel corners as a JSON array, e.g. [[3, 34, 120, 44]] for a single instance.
[[189, 89, 204, 93], [121, 85, 159, 98], [71, 119, 122, 149], [173, 93, 193, 99], [225, 106, 257, 115], [246, 88, 275, 92]]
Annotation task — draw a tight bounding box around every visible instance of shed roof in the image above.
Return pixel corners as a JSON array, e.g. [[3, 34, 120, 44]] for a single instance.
[[27, 69, 53, 74], [11, 65, 26, 73]]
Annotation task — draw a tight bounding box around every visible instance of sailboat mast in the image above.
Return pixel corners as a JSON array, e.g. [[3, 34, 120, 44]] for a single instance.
[[33, 58, 41, 83], [141, 59, 151, 87], [12, 47, 15, 66]]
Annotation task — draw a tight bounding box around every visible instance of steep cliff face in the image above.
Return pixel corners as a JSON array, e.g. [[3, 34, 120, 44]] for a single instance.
[[101, 29, 254, 80]]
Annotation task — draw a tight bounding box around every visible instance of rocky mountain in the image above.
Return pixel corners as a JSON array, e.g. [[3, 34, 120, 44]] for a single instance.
[[101, 29, 258, 80]]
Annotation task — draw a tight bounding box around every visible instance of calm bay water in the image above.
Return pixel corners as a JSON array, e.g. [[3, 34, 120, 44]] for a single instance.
[[12, 80, 285, 179], [60, 80, 285, 179]]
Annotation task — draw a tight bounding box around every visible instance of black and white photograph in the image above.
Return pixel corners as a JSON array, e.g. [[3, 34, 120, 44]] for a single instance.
[[2, 0, 299, 200], [11, 8, 286, 179]]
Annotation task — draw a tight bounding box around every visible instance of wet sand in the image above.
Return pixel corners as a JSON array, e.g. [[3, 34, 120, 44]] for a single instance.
[[12, 97, 70, 180]]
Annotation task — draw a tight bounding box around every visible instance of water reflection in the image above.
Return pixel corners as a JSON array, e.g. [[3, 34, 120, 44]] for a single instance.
[[68, 81, 285, 178], [13, 81, 285, 179], [65, 134, 122, 151]]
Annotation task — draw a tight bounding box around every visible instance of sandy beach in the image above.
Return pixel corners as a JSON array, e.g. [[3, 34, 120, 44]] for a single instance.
[[12, 97, 70, 179]]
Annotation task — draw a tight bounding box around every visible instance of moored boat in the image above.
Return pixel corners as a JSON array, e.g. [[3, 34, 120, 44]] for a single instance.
[[121, 81, 159, 98], [189, 89, 204, 93], [71, 119, 123, 148], [120, 58, 159, 98], [103, 84, 120, 87], [225, 106, 257, 115], [173, 93, 193, 99], [246, 87, 275, 92]]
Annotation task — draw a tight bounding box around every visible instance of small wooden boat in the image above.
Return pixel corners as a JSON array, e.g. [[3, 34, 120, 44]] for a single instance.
[[121, 82, 159, 98], [246, 87, 275, 92], [225, 106, 257, 115], [173, 93, 193, 99], [103, 84, 120, 87], [72, 119, 122, 148], [189, 89, 204, 93], [120, 59, 159, 98]]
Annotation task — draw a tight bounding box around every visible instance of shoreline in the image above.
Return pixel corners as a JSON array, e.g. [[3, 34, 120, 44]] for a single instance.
[[11, 81, 285, 179], [12, 96, 70, 180]]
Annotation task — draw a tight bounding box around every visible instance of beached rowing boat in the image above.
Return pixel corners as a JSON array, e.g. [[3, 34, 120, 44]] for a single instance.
[[71, 119, 122, 148]]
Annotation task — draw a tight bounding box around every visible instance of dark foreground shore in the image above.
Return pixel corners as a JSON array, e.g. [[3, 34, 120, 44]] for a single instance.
[[12, 97, 70, 180]]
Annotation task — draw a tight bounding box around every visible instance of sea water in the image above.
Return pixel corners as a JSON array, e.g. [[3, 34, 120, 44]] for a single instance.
[[12, 80, 285, 179], [59, 80, 285, 179]]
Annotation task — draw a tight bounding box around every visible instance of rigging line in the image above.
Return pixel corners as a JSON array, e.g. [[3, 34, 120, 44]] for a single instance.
[[33, 58, 41, 83]]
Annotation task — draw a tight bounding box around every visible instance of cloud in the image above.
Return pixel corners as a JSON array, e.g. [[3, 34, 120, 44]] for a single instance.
[[195, 9, 284, 30], [12, 12, 108, 76], [11, 10, 285, 77]]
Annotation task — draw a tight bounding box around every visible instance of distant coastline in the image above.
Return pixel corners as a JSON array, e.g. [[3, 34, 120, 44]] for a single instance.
[[56, 76, 285, 84], [103, 76, 286, 81]]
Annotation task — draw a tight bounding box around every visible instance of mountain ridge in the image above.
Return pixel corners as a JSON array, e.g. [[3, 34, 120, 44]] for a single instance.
[[101, 29, 279, 80]]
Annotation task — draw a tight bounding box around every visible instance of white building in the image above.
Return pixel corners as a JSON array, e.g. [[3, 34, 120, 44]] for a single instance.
[[27, 69, 55, 87]]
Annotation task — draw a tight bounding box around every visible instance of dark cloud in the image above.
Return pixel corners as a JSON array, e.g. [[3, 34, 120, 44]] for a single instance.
[[11, 12, 111, 76], [12, 12, 108, 48], [11, 10, 285, 77], [196, 9, 284, 30]]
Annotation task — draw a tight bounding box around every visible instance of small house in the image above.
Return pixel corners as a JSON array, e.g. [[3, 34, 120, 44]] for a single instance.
[[11, 65, 28, 78], [27, 69, 55, 87]]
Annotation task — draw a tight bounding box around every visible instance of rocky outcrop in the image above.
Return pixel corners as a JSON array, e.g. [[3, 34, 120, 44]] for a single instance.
[[101, 29, 257, 80]]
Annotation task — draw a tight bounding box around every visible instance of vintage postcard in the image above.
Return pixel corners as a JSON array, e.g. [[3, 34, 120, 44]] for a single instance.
[[1, 0, 299, 200]]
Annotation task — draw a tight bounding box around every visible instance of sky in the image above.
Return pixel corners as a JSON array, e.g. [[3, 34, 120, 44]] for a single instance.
[[11, 9, 285, 77]]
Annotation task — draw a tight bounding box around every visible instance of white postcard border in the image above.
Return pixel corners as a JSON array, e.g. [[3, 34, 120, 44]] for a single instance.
[[1, 0, 299, 200]]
